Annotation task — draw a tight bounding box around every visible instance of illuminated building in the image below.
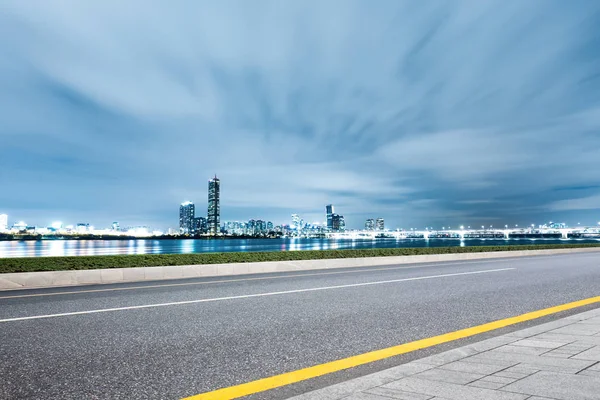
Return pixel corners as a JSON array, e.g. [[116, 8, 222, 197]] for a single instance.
[[193, 217, 207, 234], [76, 223, 90, 233], [292, 214, 301, 230], [208, 175, 220, 235], [326, 204, 334, 230], [179, 201, 195, 234], [332, 214, 345, 232]]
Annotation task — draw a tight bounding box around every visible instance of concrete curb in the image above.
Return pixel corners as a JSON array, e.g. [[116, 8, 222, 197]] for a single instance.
[[1, 247, 599, 291]]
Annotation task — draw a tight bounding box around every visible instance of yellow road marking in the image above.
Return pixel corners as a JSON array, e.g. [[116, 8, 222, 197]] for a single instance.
[[183, 295, 600, 400]]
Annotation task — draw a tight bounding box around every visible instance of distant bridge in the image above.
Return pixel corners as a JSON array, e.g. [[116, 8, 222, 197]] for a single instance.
[[326, 227, 600, 240]]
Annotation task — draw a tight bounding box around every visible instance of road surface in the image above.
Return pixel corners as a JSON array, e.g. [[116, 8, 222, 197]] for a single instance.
[[1, 252, 600, 399]]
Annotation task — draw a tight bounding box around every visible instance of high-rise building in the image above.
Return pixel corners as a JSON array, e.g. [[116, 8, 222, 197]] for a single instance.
[[0, 214, 7, 232], [193, 217, 207, 234], [326, 204, 334, 230], [332, 214, 345, 232], [76, 223, 90, 233], [292, 214, 301, 230], [365, 219, 375, 231], [208, 175, 221, 235], [247, 219, 256, 235], [111, 222, 120, 231], [266, 221, 273, 232], [376, 218, 385, 231], [179, 201, 195, 234]]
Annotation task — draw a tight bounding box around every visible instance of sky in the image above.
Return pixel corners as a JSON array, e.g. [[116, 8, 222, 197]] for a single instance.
[[1, 0, 600, 230]]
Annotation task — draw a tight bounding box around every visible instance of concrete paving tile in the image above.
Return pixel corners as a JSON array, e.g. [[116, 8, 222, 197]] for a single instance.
[[383, 377, 529, 400], [479, 375, 517, 385], [461, 355, 521, 369], [577, 370, 600, 378], [540, 352, 571, 359], [511, 339, 570, 349], [462, 336, 521, 353], [438, 360, 510, 375], [290, 371, 403, 400], [413, 368, 484, 385], [526, 397, 556, 400], [494, 345, 550, 356], [364, 387, 434, 400], [534, 332, 600, 346], [550, 324, 600, 336], [501, 370, 600, 399], [571, 346, 600, 361], [494, 371, 530, 379], [372, 363, 436, 381], [468, 380, 506, 390], [464, 349, 596, 373], [577, 316, 600, 324], [345, 392, 402, 400], [585, 362, 600, 371], [414, 347, 479, 366], [505, 320, 575, 338], [503, 365, 540, 375], [563, 309, 600, 322], [560, 343, 595, 351]]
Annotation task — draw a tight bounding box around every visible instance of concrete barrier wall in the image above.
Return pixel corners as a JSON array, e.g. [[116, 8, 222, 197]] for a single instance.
[[1, 247, 599, 291]]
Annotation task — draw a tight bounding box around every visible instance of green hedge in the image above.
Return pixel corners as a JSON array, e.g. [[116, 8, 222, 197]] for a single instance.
[[1, 243, 599, 273]]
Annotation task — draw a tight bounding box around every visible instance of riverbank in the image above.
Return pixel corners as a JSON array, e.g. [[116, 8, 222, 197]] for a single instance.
[[2, 245, 600, 291], [2, 243, 600, 274]]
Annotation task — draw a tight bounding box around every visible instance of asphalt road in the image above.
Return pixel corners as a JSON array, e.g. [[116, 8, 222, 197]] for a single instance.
[[1, 252, 600, 399]]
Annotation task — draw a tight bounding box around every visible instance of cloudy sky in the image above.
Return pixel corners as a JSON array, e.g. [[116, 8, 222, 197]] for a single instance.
[[1, 0, 599, 230]]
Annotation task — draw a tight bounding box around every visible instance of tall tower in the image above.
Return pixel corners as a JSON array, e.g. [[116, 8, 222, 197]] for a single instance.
[[326, 204, 334, 230], [208, 175, 221, 235]]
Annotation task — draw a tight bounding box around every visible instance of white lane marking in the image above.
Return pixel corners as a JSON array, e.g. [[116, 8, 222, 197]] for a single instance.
[[0, 258, 522, 300], [0, 268, 514, 323]]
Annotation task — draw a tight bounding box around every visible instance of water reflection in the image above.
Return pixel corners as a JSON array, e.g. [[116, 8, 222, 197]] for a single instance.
[[0, 237, 598, 258]]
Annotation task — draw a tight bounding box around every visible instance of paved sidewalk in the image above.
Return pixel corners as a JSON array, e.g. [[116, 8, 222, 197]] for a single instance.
[[290, 308, 600, 400]]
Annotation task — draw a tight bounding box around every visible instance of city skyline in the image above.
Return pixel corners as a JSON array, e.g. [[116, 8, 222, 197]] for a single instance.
[[1, 1, 599, 229]]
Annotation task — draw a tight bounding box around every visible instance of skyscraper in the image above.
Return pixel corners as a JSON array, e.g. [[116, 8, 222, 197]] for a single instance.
[[365, 218, 375, 231], [292, 214, 301, 231], [326, 204, 334, 230], [208, 175, 220, 235], [0, 214, 7, 232], [376, 218, 385, 231], [332, 214, 345, 232], [193, 217, 207, 234], [179, 201, 195, 234]]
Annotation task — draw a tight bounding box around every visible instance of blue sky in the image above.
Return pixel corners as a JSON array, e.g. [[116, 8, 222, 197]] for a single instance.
[[1, 0, 599, 230]]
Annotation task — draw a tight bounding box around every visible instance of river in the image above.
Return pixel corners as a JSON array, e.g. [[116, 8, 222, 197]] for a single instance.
[[1, 237, 599, 258]]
